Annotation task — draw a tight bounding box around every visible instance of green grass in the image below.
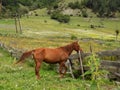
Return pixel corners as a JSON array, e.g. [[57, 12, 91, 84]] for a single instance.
[[0, 48, 119, 90], [0, 14, 120, 53], [29, 8, 48, 16], [0, 19, 14, 24], [20, 16, 120, 41], [0, 19, 16, 35]]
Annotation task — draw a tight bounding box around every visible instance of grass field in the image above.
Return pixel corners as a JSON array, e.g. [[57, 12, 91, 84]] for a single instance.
[[0, 14, 120, 52], [0, 9, 120, 90], [0, 47, 119, 90]]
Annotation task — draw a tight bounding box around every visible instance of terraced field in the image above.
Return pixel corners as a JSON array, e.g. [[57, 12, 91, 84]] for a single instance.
[[0, 13, 120, 52]]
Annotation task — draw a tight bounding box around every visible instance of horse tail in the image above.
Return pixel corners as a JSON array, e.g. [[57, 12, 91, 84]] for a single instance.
[[15, 50, 34, 64]]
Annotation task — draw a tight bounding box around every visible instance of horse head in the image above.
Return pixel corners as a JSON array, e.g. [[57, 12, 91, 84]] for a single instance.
[[72, 41, 83, 53]]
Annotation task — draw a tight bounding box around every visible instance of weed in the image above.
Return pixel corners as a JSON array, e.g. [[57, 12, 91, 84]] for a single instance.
[[84, 53, 109, 90]]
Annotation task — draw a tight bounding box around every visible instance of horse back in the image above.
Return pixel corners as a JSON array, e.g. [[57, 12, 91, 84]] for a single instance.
[[43, 48, 68, 63]]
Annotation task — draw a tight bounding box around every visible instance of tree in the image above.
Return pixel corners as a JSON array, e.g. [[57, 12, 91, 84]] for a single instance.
[[115, 30, 119, 41], [0, 0, 2, 13], [82, 0, 120, 17], [1, 0, 59, 17]]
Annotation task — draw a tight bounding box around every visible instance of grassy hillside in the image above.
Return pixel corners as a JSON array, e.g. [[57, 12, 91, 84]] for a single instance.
[[0, 1, 120, 90], [0, 10, 120, 52], [0, 8, 120, 90]]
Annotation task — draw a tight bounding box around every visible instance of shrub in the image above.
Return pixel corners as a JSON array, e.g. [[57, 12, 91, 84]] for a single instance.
[[35, 13, 39, 16], [51, 11, 59, 19], [51, 12, 70, 23], [90, 25, 95, 28], [71, 35, 77, 40], [82, 9, 88, 17], [53, 4, 58, 9], [68, 1, 81, 9], [77, 24, 80, 27], [58, 15, 70, 23], [115, 30, 119, 41]]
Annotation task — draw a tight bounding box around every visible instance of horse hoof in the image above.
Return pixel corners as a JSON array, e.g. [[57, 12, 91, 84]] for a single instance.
[[36, 76, 40, 80], [60, 74, 64, 78]]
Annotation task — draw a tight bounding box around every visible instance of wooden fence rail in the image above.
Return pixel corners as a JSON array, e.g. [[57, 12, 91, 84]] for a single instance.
[[68, 51, 120, 80]]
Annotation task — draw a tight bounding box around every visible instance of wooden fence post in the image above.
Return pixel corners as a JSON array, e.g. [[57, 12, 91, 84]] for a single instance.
[[78, 50, 85, 80], [18, 15, 22, 34], [68, 59, 75, 78], [14, 14, 18, 33], [14, 13, 22, 34]]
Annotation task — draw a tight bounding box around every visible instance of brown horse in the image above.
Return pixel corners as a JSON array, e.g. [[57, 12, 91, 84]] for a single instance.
[[15, 41, 83, 79]]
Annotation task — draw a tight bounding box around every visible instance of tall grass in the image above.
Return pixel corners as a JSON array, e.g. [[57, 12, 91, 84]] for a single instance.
[[84, 53, 110, 90]]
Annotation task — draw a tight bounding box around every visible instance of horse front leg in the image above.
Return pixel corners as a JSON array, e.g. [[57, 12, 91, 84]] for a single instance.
[[62, 63, 67, 75], [59, 62, 67, 78]]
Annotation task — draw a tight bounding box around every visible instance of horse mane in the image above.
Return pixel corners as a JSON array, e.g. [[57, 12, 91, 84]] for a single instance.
[[60, 43, 74, 55]]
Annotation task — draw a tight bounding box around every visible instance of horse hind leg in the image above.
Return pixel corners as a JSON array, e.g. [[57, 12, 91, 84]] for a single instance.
[[34, 58, 42, 79], [35, 62, 41, 79], [33, 53, 43, 79]]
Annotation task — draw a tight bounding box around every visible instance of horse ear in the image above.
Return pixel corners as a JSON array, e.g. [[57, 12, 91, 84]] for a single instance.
[[75, 40, 79, 43], [73, 40, 79, 44]]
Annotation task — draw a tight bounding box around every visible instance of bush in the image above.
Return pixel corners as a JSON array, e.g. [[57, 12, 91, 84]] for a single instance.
[[68, 1, 81, 9], [71, 35, 77, 40], [58, 15, 70, 23], [51, 11, 59, 19], [82, 9, 88, 17], [90, 25, 95, 28], [18, 4, 29, 15], [51, 12, 70, 23], [53, 4, 58, 9]]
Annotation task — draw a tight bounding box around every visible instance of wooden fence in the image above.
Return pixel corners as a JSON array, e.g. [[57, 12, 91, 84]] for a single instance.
[[68, 51, 120, 80]]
